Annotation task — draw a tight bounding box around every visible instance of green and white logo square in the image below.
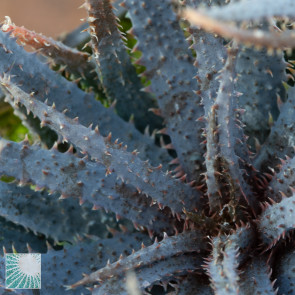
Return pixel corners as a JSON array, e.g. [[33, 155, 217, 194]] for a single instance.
[[5, 253, 41, 289]]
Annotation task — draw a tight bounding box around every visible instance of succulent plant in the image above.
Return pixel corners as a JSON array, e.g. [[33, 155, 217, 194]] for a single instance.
[[0, 0, 295, 294]]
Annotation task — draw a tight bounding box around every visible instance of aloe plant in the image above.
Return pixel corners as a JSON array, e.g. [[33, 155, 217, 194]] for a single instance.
[[0, 0, 295, 294]]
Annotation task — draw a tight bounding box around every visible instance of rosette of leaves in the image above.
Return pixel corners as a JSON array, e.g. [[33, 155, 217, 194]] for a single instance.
[[0, 0, 295, 294]]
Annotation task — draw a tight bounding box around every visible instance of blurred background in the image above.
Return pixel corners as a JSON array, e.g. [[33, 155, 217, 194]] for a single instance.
[[0, 0, 85, 38]]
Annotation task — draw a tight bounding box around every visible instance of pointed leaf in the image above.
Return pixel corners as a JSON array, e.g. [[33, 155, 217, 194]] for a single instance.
[[254, 86, 295, 171], [266, 155, 295, 202], [85, 0, 163, 132], [0, 138, 173, 234], [93, 254, 203, 295], [207, 47, 256, 214], [206, 225, 255, 295], [259, 192, 295, 247], [189, 5, 227, 212], [0, 79, 201, 215], [70, 230, 206, 289], [0, 30, 172, 168], [0, 181, 92, 242], [236, 47, 287, 152], [207, 236, 240, 295], [239, 256, 275, 295], [184, 9, 295, 49], [1, 17, 93, 79], [196, 0, 295, 22], [124, 0, 205, 183]]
